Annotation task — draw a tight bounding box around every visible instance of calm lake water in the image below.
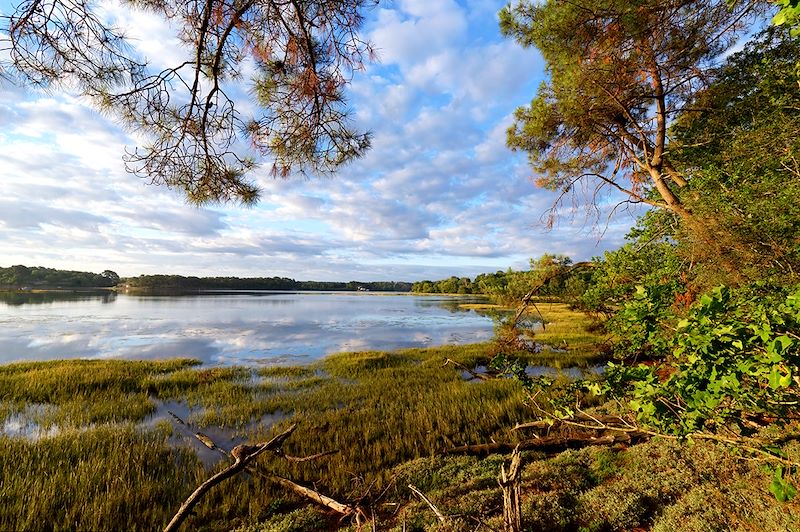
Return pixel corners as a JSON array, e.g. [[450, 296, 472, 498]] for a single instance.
[[0, 291, 498, 365]]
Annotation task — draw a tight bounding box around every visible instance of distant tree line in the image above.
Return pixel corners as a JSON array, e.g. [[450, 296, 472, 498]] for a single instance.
[[412, 255, 591, 302], [0, 265, 119, 289], [124, 275, 412, 292]]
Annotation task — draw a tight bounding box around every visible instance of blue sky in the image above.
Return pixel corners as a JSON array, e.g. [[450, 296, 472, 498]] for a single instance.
[[0, 0, 640, 281]]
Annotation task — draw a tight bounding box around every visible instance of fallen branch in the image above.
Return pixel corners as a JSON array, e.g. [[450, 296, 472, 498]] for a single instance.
[[272, 475, 367, 522], [164, 424, 298, 532], [513, 413, 631, 432], [512, 261, 595, 328], [278, 449, 339, 463], [408, 484, 448, 525], [525, 403, 800, 468], [168, 410, 229, 458], [446, 431, 648, 456], [442, 358, 494, 381]]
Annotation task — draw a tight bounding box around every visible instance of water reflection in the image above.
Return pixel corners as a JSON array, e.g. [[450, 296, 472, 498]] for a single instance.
[[0, 290, 117, 306], [0, 292, 496, 365]]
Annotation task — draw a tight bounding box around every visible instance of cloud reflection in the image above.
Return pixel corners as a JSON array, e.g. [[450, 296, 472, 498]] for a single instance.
[[0, 292, 497, 365]]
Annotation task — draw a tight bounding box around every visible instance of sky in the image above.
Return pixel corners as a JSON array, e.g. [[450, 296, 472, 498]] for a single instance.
[[0, 0, 642, 282]]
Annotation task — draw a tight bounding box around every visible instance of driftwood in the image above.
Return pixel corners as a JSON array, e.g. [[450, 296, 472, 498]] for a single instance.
[[446, 431, 645, 456], [168, 409, 229, 457], [513, 413, 632, 432], [447, 410, 651, 457], [408, 484, 448, 525], [499, 447, 522, 532]]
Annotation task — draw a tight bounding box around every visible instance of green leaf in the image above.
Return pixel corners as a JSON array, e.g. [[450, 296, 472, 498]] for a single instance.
[[769, 467, 797, 502], [769, 368, 783, 390]]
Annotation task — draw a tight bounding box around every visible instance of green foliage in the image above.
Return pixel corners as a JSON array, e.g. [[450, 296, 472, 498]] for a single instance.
[[507, 283, 800, 499], [602, 286, 800, 437], [602, 284, 682, 361], [773, 0, 800, 36], [769, 466, 798, 502], [125, 275, 412, 292], [5, 0, 374, 203], [0, 265, 120, 288], [411, 275, 474, 294], [412, 254, 589, 303], [579, 228, 685, 316], [671, 28, 800, 285], [500, 0, 761, 222]]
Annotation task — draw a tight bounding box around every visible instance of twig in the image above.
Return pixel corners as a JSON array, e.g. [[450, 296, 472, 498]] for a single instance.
[[278, 449, 339, 462], [168, 410, 229, 457]]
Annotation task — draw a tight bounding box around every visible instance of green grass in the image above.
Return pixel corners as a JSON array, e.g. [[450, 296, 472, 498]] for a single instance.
[[0, 359, 201, 427], [0, 423, 204, 531], [0, 342, 797, 531], [0, 345, 534, 529], [518, 302, 610, 365]]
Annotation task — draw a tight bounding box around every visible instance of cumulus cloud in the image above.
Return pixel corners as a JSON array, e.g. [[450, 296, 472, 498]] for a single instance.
[[0, 1, 638, 280]]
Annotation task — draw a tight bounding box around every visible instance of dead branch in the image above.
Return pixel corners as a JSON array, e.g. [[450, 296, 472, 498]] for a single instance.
[[498, 447, 522, 532], [272, 475, 367, 522], [164, 424, 298, 532], [408, 484, 448, 525], [446, 431, 648, 456], [513, 413, 631, 432], [442, 358, 493, 381], [521, 405, 800, 468], [168, 409, 230, 458], [512, 262, 595, 328], [278, 449, 339, 463]]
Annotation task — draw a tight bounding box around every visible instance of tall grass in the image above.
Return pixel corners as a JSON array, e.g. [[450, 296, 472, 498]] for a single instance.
[[0, 338, 796, 530], [0, 424, 205, 531]]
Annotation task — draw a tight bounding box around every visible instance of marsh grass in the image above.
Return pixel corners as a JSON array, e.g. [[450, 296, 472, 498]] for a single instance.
[[1, 339, 794, 531], [0, 344, 537, 529], [0, 423, 205, 531], [0, 359, 201, 428], [520, 302, 609, 364]]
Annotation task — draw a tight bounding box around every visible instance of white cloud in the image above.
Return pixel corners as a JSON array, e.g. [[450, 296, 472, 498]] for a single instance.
[[0, 0, 638, 281]]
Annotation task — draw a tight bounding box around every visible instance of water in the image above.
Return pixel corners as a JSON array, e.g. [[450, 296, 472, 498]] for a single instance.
[[0, 291, 497, 365]]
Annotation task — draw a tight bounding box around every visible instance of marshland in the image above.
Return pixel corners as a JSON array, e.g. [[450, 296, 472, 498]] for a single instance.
[[1, 294, 798, 531]]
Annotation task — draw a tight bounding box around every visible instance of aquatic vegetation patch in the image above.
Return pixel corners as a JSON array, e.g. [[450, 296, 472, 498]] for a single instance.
[[0, 359, 202, 430]]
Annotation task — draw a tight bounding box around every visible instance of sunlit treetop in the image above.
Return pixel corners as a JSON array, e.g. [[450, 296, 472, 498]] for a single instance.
[[500, 0, 769, 224], [1, 0, 377, 204]]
